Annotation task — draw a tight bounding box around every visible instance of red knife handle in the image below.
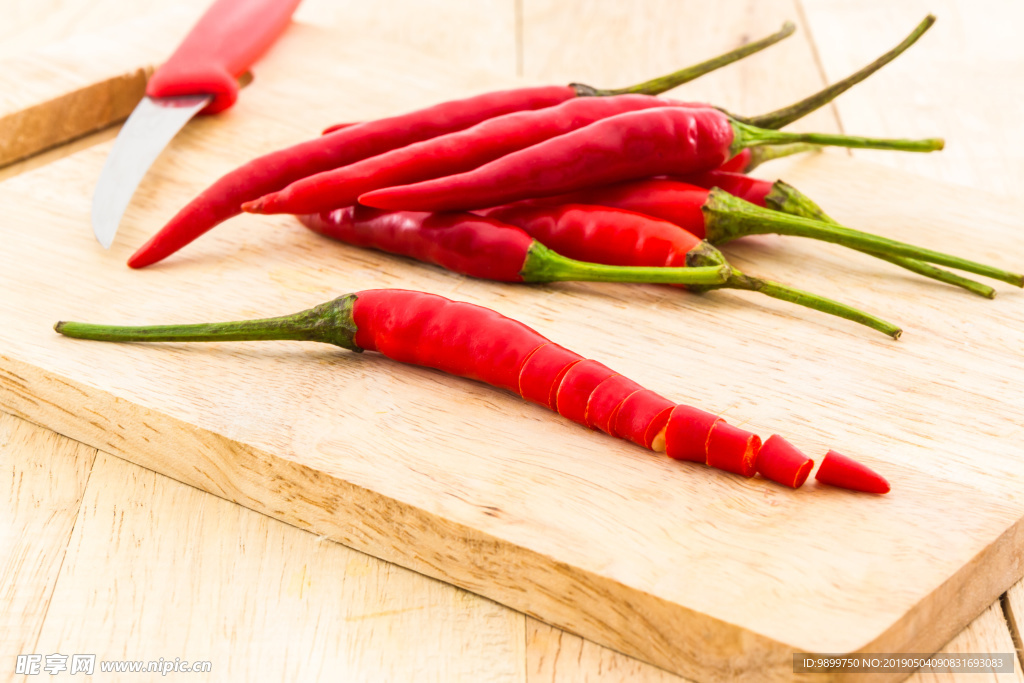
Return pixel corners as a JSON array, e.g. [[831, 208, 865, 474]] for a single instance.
[[146, 0, 302, 114]]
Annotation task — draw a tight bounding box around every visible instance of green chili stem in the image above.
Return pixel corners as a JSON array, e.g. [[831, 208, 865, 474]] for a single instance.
[[765, 181, 997, 298], [723, 271, 902, 339], [731, 120, 944, 156], [522, 242, 730, 284], [740, 15, 935, 130], [681, 245, 900, 338], [55, 295, 362, 350], [862, 251, 996, 298], [703, 189, 1024, 287], [572, 22, 795, 97]]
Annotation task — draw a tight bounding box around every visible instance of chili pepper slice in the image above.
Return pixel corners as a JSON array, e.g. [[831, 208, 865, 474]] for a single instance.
[[554, 360, 618, 426], [756, 434, 814, 488], [299, 206, 729, 286], [814, 450, 890, 494], [126, 23, 798, 268], [519, 344, 584, 409], [585, 375, 644, 435], [359, 107, 943, 213], [664, 405, 722, 463], [483, 203, 902, 338], [706, 422, 762, 477], [613, 390, 676, 451]]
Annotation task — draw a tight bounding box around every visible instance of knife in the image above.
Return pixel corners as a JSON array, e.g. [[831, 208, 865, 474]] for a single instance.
[[91, 0, 303, 248]]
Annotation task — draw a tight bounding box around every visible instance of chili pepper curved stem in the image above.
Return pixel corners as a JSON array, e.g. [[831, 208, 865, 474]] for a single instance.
[[742, 143, 821, 172], [520, 242, 730, 285], [739, 15, 935, 130], [861, 251, 996, 298], [683, 247, 901, 338], [703, 189, 1024, 287], [725, 271, 902, 339], [55, 296, 361, 350], [572, 22, 796, 97], [765, 181, 997, 298], [731, 120, 944, 155]]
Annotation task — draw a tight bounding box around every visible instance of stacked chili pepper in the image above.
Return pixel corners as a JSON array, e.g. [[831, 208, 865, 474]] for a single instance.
[[75, 17, 1002, 494], [127, 15, 1019, 341]]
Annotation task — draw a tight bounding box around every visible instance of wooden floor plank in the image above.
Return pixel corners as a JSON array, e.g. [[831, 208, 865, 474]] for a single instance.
[[798, 0, 1024, 195], [906, 601, 1022, 683], [0, 412, 95, 666], [526, 617, 691, 683], [32, 452, 527, 682]]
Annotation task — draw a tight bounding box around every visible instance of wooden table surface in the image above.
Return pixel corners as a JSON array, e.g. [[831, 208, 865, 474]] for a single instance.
[[3, 1, 1024, 681]]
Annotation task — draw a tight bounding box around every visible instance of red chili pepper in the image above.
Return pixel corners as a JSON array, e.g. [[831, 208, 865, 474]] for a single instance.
[[126, 24, 799, 269], [814, 450, 890, 494], [756, 435, 814, 488], [482, 203, 902, 337], [51, 290, 733, 462], [56, 291, 882, 489], [243, 95, 700, 217], [499, 178, 1022, 292], [298, 205, 728, 286], [359, 107, 943, 213]]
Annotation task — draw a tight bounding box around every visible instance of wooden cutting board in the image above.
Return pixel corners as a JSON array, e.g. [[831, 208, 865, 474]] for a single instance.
[[2, 18, 1024, 683]]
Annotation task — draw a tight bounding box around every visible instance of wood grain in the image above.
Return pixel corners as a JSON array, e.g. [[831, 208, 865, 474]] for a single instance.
[[1, 15, 1024, 679], [0, 412, 95, 663], [31, 451, 526, 682]]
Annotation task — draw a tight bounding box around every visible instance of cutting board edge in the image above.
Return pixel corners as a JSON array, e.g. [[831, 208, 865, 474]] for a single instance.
[[3, 351, 1017, 682]]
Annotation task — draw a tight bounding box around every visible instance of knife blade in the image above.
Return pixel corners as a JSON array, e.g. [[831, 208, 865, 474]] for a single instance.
[[91, 0, 302, 249]]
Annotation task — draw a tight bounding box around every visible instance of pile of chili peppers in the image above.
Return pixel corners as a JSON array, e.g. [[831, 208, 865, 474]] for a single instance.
[[61, 16, 1001, 493]]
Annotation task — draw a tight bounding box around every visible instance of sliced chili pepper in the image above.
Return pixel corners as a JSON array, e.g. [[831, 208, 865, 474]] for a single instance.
[[359, 107, 943, 213], [554, 360, 618, 426], [584, 375, 644, 434], [756, 435, 813, 488], [664, 405, 722, 463], [814, 450, 890, 494], [299, 206, 729, 286], [519, 344, 584, 409], [126, 24, 798, 268], [483, 203, 903, 338], [705, 422, 762, 477], [53, 291, 727, 463], [613, 390, 676, 451]]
